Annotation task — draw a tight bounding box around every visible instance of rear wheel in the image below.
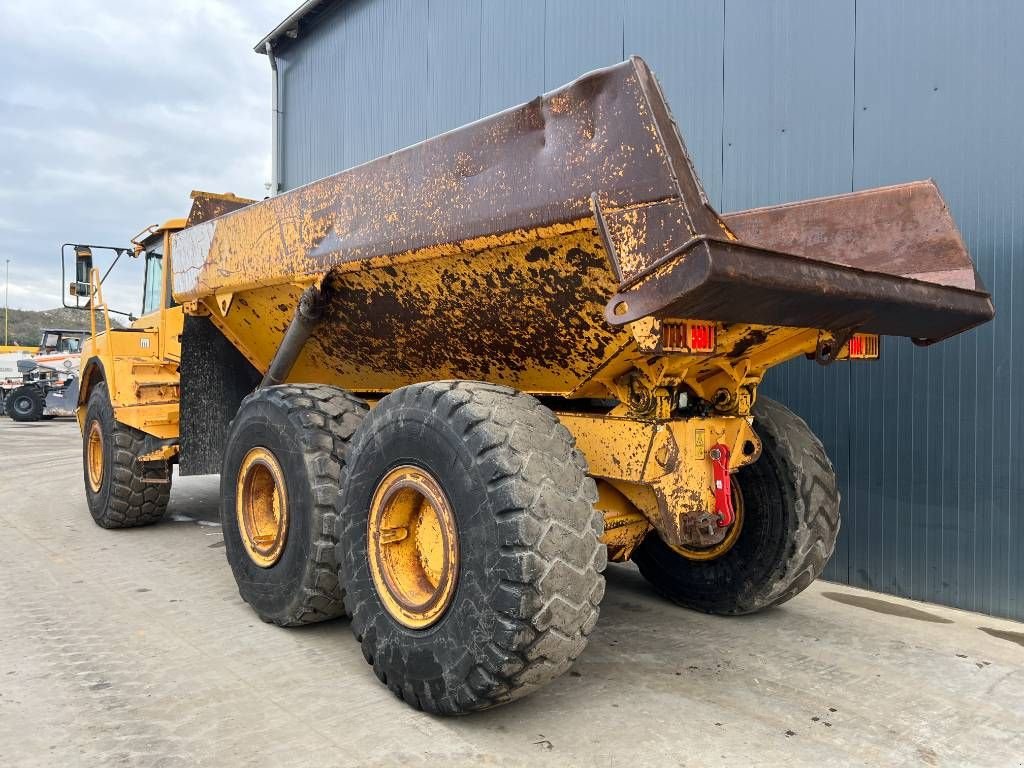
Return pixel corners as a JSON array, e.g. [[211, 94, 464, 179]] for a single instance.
[[220, 384, 367, 627], [7, 385, 44, 422], [338, 381, 605, 715], [631, 397, 840, 614], [83, 381, 171, 528]]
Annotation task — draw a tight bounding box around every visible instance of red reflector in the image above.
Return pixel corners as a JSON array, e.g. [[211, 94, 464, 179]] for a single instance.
[[846, 333, 880, 359], [687, 323, 716, 353], [659, 321, 716, 354], [661, 322, 716, 353]]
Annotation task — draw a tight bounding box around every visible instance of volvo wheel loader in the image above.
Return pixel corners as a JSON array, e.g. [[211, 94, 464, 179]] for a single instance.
[[68, 58, 993, 714]]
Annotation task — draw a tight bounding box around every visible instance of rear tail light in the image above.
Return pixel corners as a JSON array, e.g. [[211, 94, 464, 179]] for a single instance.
[[661, 322, 716, 354], [846, 333, 880, 359]]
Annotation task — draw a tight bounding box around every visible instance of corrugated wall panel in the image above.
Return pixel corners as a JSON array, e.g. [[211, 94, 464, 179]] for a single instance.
[[849, 0, 1024, 617], [721, 0, 856, 210], [426, 0, 483, 137], [623, 1, 725, 207], [278, 2, 348, 190], [273, 0, 1024, 619], [722, 0, 857, 586], [338, 0, 382, 171], [381, 0, 429, 151], [340, 0, 427, 169], [543, 0, 624, 90], [478, 0, 545, 116]]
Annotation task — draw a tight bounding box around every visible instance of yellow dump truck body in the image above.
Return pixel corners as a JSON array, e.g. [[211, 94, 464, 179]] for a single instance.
[[171, 57, 990, 401]]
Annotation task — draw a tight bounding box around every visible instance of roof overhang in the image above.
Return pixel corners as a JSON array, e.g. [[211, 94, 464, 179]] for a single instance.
[[254, 0, 339, 53]]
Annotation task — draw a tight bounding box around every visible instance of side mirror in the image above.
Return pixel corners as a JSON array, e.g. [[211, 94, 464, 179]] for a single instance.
[[71, 245, 93, 297], [61, 242, 134, 320]]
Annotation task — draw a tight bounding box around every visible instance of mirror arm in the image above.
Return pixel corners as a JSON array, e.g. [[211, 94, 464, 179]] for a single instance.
[[99, 250, 123, 284]]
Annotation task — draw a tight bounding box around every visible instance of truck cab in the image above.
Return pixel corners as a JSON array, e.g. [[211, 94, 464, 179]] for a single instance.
[[37, 328, 87, 358], [75, 218, 186, 445], [65, 191, 255, 498]]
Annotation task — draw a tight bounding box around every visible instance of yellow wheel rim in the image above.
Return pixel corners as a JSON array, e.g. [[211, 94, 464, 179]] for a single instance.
[[672, 484, 745, 562], [86, 420, 104, 493], [367, 465, 459, 629], [235, 447, 289, 568]]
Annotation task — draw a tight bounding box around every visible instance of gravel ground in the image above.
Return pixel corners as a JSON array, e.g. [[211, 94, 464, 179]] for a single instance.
[[1, 417, 1022, 767]]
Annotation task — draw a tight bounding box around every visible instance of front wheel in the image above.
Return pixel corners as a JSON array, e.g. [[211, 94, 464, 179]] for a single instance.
[[631, 397, 840, 614], [338, 381, 605, 715], [7, 385, 44, 422], [83, 381, 171, 528]]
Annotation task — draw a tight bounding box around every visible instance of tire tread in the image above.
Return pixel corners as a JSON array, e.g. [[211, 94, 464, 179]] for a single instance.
[[341, 380, 605, 714], [633, 396, 840, 615], [228, 383, 367, 626], [86, 381, 170, 529]]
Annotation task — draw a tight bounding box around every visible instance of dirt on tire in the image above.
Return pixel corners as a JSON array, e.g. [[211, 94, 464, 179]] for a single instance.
[[220, 384, 367, 627], [338, 380, 606, 714], [83, 381, 171, 528], [632, 396, 840, 615]]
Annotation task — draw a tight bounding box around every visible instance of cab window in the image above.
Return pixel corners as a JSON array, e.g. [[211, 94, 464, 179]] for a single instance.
[[142, 247, 163, 316], [41, 332, 59, 353], [61, 337, 82, 354]]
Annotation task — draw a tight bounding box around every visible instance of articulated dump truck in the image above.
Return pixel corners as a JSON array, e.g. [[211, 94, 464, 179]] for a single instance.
[[71, 58, 992, 714]]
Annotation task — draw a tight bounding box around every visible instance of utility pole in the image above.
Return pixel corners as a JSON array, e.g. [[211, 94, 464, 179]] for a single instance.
[[4, 258, 8, 346]]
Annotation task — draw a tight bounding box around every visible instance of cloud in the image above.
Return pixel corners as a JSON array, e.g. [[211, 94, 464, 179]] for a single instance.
[[0, 0, 288, 313]]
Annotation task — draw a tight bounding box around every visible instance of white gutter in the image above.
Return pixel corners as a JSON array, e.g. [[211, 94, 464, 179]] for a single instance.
[[266, 41, 282, 195]]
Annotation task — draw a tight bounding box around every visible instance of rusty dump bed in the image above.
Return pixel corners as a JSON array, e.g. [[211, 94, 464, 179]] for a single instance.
[[172, 56, 992, 394]]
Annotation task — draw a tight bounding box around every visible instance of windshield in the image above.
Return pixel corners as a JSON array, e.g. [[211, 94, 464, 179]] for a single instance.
[[142, 247, 163, 316]]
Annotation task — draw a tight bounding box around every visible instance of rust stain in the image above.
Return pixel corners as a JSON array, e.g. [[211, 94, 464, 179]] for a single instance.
[[154, 56, 994, 553]]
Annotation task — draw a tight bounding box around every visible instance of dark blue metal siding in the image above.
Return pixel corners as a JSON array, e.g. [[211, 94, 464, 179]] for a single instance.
[[478, 1, 545, 116], [845, 0, 1023, 618], [624, 1, 725, 206], [543, 1, 624, 89], [721, 0, 856, 211], [758, 0, 1024, 620], [274, 0, 1024, 620], [427, 0, 482, 137]]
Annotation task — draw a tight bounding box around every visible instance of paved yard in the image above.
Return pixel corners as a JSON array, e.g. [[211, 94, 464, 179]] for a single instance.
[[1, 417, 1022, 767]]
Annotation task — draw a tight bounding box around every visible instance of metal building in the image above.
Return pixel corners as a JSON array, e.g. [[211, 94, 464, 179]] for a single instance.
[[256, 0, 1024, 620]]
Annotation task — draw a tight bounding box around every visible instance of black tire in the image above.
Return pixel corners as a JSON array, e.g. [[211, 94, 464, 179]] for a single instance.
[[221, 384, 367, 627], [632, 397, 840, 615], [7, 384, 44, 422], [83, 381, 171, 528], [338, 381, 605, 715]]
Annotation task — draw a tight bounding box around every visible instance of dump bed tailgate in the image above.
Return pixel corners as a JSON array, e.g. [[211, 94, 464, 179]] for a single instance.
[[602, 180, 993, 342]]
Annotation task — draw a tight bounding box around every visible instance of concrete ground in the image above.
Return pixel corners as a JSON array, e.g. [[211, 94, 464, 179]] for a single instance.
[[1, 418, 1022, 768]]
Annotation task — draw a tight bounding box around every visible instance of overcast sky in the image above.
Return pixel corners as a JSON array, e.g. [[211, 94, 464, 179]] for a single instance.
[[0, 1, 290, 315]]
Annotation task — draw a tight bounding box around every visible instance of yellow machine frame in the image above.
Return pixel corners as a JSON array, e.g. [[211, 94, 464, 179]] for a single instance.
[[77, 211, 871, 563], [78, 220, 185, 448]]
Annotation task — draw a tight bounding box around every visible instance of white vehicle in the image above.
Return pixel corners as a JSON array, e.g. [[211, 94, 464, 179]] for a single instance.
[[1, 329, 87, 421], [0, 348, 34, 383]]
